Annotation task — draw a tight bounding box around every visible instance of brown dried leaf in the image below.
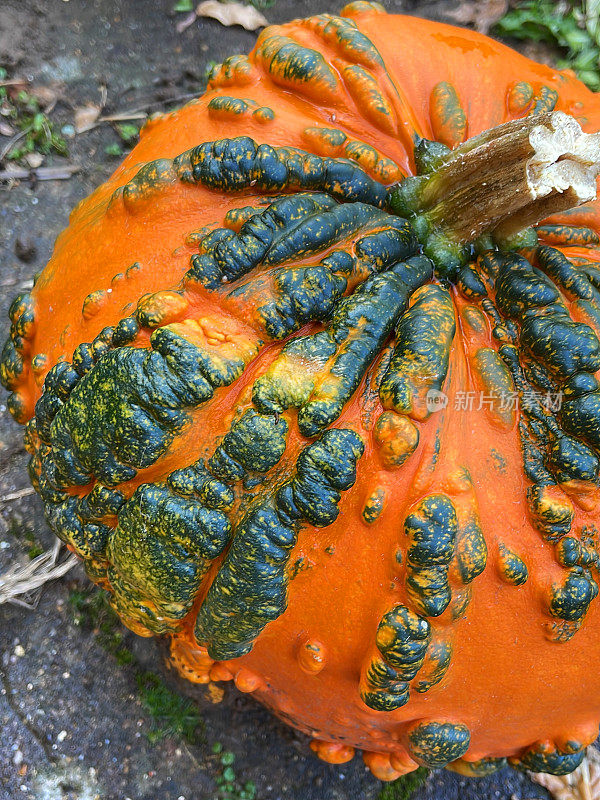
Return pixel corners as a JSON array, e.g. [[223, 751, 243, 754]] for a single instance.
[[196, 0, 268, 31], [445, 0, 509, 33], [74, 103, 101, 134], [28, 83, 61, 112]]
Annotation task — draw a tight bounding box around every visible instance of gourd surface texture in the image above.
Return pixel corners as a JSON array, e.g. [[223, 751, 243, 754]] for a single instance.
[[5, 2, 600, 781]]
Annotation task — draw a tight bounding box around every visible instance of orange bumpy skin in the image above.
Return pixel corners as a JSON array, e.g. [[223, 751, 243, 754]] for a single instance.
[[4, 1, 600, 780]]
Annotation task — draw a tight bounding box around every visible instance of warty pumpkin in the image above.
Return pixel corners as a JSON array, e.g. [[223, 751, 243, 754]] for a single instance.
[[5, 2, 600, 782]]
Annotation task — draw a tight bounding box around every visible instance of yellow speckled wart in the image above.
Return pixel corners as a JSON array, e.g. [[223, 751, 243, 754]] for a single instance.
[[5, 1, 600, 782]]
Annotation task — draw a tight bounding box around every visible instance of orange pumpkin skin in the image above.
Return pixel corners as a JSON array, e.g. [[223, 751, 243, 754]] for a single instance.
[[4, 2, 600, 780]]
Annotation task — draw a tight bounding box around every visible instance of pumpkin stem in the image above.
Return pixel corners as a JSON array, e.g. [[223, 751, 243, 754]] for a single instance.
[[389, 111, 600, 273]]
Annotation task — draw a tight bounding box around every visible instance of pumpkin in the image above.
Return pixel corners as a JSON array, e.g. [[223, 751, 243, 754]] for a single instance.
[[4, 2, 600, 782]]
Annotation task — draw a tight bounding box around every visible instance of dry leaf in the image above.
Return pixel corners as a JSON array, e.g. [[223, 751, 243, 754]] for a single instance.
[[445, 0, 508, 34], [28, 83, 61, 112], [196, 0, 268, 31], [530, 749, 600, 800], [74, 103, 101, 134], [204, 681, 225, 703], [24, 152, 43, 169], [0, 121, 14, 137]]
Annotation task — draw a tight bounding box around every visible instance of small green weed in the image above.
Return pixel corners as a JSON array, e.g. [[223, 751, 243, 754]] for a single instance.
[[136, 670, 205, 744], [0, 69, 67, 163], [68, 587, 135, 665], [495, 0, 600, 90], [116, 123, 140, 144], [376, 768, 429, 800], [211, 743, 257, 800], [204, 60, 219, 83], [67, 587, 206, 744], [104, 142, 123, 158], [7, 517, 44, 560]]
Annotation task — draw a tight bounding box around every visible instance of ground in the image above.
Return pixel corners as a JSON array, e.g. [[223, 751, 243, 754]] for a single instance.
[[0, 1, 565, 798]]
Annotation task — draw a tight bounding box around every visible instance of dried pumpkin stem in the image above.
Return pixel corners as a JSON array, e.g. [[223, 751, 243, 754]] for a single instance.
[[390, 111, 600, 243]]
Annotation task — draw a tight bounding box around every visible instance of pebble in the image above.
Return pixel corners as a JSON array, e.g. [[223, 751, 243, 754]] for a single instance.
[[14, 645, 25, 657]]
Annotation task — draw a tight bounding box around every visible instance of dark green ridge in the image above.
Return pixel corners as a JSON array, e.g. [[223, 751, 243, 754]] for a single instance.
[[35, 324, 135, 446], [361, 604, 430, 712], [0, 292, 35, 418], [512, 743, 585, 776], [407, 722, 470, 769], [35, 405, 285, 586], [535, 242, 598, 290], [361, 656, 410, 712], [189, 193, 337, 288], [168, 459, 234, 510], [495, 250, 600, 380], [414, 638, 453, 693], [379, 284, 455, 418], [77, 483, 126, 520], [527, 484, 575, 542], [208, 409, 289, 480], [529, 85, 559, 115], [206, 53, 253, 84], [313, 13, 385, 68], [376, 605, 430, 678], [549, 567, 598, 622], [257, 34, 339, 95], [105, 483, 232, 634], [188, 192, 415, 291], [362, 486, 385, 523], [556, 536, 600, 570], [264, 203, 407, 267], [456, 758, 508, 777], [251, 263, 348, 341], [455, 515, 487, 585], [173, 136, 389, 206], [36, 318, 260, 490], [195, 429, 363, 660], [252, 256, 432, 437], [482, 249, 600, 489], [497, 543, 529, 586], [207, 96, 256, 115], [404, 494, 458, 618], [456, 262, 487, 299], [561, 389, 600, 452], [213, 198, 417, 340], [45, 494, 112, 563], [497, 346, 562, 485]]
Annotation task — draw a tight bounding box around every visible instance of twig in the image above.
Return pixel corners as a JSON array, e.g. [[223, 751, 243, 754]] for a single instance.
[[96, 112, 148, 123], [0, 128, 27, 161], [82, 91, 199, 133], [0, 487, 35, 504], [0, 540, 78, 607], [0, 79, 27, 88], [0, 164, 80, 182]]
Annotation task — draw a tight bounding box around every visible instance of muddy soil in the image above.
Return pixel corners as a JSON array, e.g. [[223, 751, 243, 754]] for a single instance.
[[0, 1, 559, 798]]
